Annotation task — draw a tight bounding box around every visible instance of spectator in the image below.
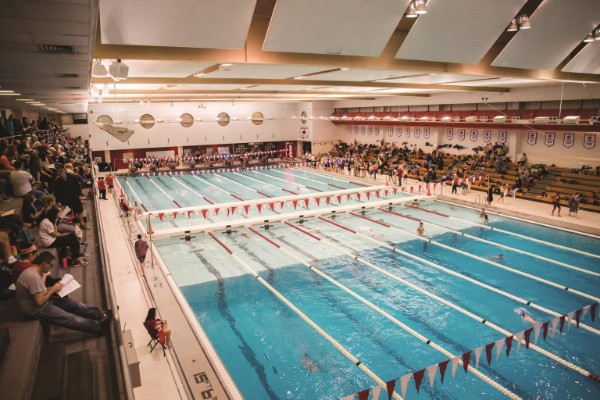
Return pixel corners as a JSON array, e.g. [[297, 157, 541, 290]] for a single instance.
[[38, 207, 88, 267], [54, 168, 87, 229], [15, 251, 110, 334], [10, 160, 45, 203]]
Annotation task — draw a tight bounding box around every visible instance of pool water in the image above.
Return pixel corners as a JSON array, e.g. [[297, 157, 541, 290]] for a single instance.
[[153, 195, 600, 399]]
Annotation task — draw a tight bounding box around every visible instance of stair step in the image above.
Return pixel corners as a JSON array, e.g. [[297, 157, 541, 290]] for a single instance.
[[31, 342, 65, 400]]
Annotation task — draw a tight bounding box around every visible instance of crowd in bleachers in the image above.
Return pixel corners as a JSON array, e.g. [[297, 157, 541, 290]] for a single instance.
[[0, 125, 93, 299]]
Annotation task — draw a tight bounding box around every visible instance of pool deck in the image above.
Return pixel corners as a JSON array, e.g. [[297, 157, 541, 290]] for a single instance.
[[99, 166, 600, 400]]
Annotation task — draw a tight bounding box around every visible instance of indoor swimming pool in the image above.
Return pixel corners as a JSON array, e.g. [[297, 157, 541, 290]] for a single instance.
[[131, 169, 600, 400]]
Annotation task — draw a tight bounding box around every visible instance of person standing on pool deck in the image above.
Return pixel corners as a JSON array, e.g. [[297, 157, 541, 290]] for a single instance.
[[417, 221, 425, 236], [551, 193, 562, 217], [486, 185, 494, 206], [134, 234, 149, 277]]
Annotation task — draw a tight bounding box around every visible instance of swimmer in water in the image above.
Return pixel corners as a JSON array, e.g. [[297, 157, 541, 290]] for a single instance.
[[301, 353, 320, 372], [241, 233, 249, 238], [491, 253, 504, 261], [417, 221, 425, 236], [516, 308, 537, 325]]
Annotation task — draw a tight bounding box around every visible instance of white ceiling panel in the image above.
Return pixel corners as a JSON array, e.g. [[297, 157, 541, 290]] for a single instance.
[[99, 0, 256, 49], [263, 0, 410, 57], [201, 64, 329, 79], [396, 0, 526, 64], [492, 0, 600, 70], [562, 41, 600, 75]]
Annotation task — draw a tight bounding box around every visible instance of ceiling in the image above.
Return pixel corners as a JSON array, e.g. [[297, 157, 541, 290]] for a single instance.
[[1, 0, 600, 115]]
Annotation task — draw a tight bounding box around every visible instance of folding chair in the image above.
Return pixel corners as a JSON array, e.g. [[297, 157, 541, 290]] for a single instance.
[[143, 321, 166, 356]]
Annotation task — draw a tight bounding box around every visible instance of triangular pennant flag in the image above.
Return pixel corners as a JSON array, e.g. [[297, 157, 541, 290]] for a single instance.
[[337, 195, 342, 204], [524, 327, 533, 349], [418, 184, 422, 192], [451, 356, 460, 378], [280, 201, 285, 210], [591, 303, 597, 322], [413, 369, 425, 392], [384, 189, 389, 197], [376, 190, 381, 198], [226, 208, 230, 217], [434, 183, 437, 190], [357, 193, 361, 201], [387, 378, 398, 400], [187, 210, 193, 218], [485, 342, 495, 365], [231, 206, 236, 214], [304, 198, 309, 208], [410, 186, 414, 193], [158, 213, 164, 221], [505, 336, 513, 357], [550, 318, 559, 338], [366, 192, 371, 200], [173, 212, 177, 219], [399, 374, 410, 398], [462, 352, 471, 373], [393, 187, 398, 194], [269, 202, 275, 212], [542, 322, 549, 340], [575, 309, 583, 327], [427, 365, 438, 387], [474, 347, 483, 369], [315, 197, 321, 206], [201, 209, 208, 219], [495, 339, 504, 361], [371, 386, 382, 400], [257, 204, 263, 214], [244, 205, 250, 215], [326, 196, 331, 205], [438, 360, 449, 383], [427, 184, 431, 196], [215, 208, 220, 215], [147, 219, 154, 235], [582, 305, 590, 321], [347, 194, 351, 201], [533, 324, 542, 344], [358, 388, 370, 400], [559, 315, 566, 333], [567, 311, 574, 331], [514, 331, 523, 352], [293, 200, 298, 209]]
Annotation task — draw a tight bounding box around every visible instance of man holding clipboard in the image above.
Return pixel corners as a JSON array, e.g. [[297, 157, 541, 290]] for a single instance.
[[15, 251, 111, 334]]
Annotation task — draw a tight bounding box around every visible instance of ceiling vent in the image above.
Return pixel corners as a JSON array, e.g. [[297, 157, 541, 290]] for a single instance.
[[39, 44, 75, 54], [57, 73, 79, 78]]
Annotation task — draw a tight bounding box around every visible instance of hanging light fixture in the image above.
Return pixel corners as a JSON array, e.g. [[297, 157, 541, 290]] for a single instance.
[[91, 59, 108, 77], [518, 14, 531, 29], [507, 19, 518, 32], [414, 0, 427, 15], [584, 33, 594, 42], [406, 2, 417, 18]]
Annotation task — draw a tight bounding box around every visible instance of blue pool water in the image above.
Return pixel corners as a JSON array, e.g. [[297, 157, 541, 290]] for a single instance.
[[134, 169, 600, 399]]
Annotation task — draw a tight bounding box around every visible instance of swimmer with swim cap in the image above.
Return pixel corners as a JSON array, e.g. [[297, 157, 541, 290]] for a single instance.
[[516, 308, 537, 325], [417, 221, 425, 236], [301, 353, 320, 372]]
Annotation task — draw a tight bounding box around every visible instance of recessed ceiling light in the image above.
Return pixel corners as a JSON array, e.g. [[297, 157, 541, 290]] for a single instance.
[[220, 63, 232, 67], [16, 98, 35, 101], [340, 67, 350, 71], [0, 91, 20, 96]]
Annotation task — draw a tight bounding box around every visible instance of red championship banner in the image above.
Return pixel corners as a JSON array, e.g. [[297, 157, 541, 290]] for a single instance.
[[563, 132, 574, 148], [583, 133, 596, 149]]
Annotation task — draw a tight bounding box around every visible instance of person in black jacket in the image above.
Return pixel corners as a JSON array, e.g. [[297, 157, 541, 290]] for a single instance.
[[53, 168, 87, 229]]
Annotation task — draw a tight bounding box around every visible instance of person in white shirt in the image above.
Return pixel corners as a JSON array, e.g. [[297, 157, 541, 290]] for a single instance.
[[38, 207, 88, 267], [9, 160, 45, 203]]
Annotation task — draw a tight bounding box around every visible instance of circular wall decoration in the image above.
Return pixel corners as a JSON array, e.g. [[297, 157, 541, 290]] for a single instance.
[[180, 113, 194, 127], [252, 111, 264, 125], [139, 114, 155, 129], [217, 112, 230, 126], [96, 115, 113, 126], [300, 110, 307, 124]]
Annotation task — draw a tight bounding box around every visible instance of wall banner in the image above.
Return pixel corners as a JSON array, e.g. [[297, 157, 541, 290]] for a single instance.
[[458, 129, 466, 141], [563, 132, 574, 148], [396, 127, 402, 137], [387, 127, 394, 137], [527, 131, 537, 145], [374, 126, 380, 136], [447, 128, 453, 140], [354, 125, 359, 135], [483, 130, 491, 143], [470, 129, 478, 142], [584, 133, 596, 149], [367, 125, 373, 135], [423, 128, 431, 139], [544, 132, 555, 147], [414, 127, 420, 138], [498, 130, 507, 144], [405, 127, 411, 138], [360, 125, 366, 135]]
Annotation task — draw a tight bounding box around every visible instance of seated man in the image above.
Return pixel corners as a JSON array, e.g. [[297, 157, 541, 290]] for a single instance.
[[15, 251, 111, 334], [9, 160, 45, 205], [119, 198, 130, 217]]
